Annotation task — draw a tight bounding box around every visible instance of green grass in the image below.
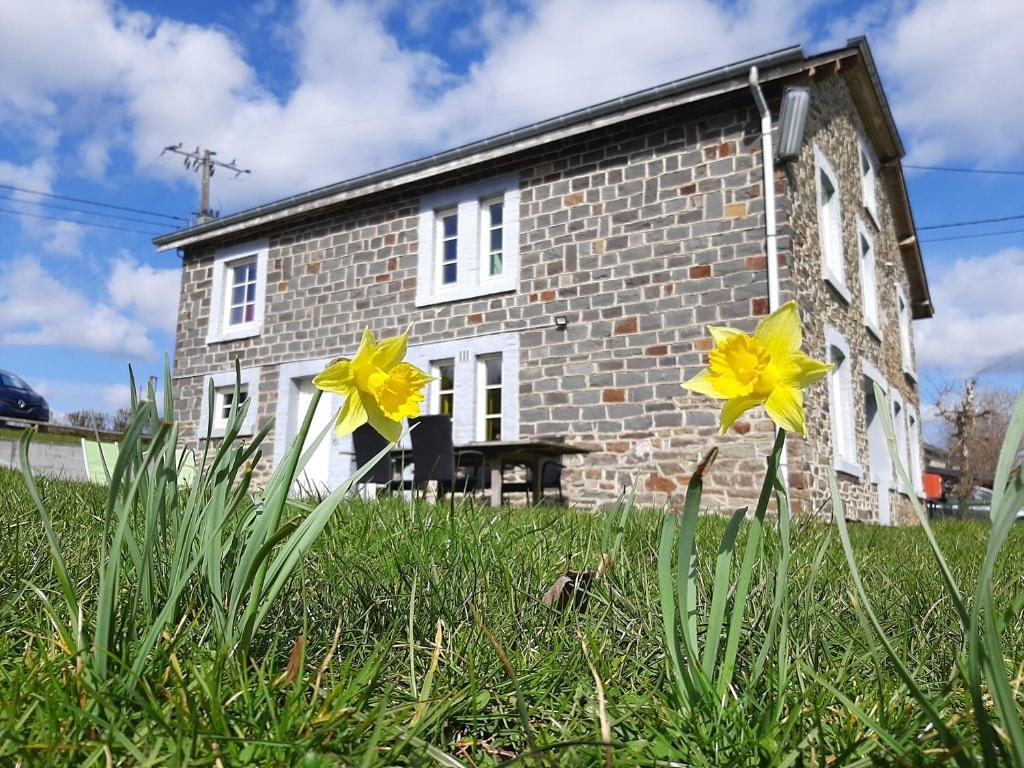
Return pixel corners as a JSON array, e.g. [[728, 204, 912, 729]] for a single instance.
[[2, 465, 1022, 766]]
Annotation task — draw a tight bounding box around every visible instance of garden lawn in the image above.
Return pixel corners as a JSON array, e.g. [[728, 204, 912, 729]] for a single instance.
[[1, 466, 1023, 766]]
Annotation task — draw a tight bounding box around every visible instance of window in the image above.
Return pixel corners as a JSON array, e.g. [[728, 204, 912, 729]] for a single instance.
[[892, 392, 910, 492], [815, 147, 849, 302], [858, 220, 880, 338], [201, 366, 261, 438], [215, 384, 249, 428], [825, 326, 860, 476], [478, 354, 503, 441], [482, 197, 504, 277], [432, 359, 455, 415], [416, 174, 520, 307], [437, 209, 458, 286], [858, 136, 878, 225], [227, 258, 258, 327], [907, 407, 923, 496], [896, 284, 916, 379], [207, 239, 268, 344]]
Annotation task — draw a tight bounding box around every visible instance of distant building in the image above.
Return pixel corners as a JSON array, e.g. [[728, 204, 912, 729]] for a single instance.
[[156, 37, 931, 524]]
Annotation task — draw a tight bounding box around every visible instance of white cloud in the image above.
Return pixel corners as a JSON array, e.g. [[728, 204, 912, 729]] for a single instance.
[[874, 0, 1024, 164], [915, 247, 1024, 375], [108, 258, 181, 333], [32, 379, 133, 416], [0, 257, 156, 357]]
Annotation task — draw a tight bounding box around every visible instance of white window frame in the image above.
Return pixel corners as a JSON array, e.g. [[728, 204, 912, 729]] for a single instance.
[[858, 134, 879, 227], [861, 360, 892, 484], [857, 217, 881, 340], [896, 283, 917, 380], [480, 195, 505, 281], [814, 146, 850, 303], [404, 332, 520, 445], [907, 406, 924, 496], [476, 353, 504, 441], [430, 358, 456, 415], [207, 239, 269, 344], [811, 147, 851, 303], [200, 366, 261, 438], [891, 389, 911, 494], [435, 208, 459, 288], [824, 325, 860, 477], [416, 173, 520, 307]]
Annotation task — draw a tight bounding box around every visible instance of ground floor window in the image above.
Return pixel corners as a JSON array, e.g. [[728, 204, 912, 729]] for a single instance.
[[478, 354, 503, 441], [432, 359, 455, 415]]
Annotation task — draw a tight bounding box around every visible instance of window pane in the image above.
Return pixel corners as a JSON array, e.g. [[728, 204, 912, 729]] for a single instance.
[[439, 364, 454, 390], [484, 357, 501, 385], [440, 392, 453, 415], [490, 251, 503, 276], [485, 418, 501, 441], [489, 201, 503, 226], [486, 387, 501, 415], [443, 238, 457, 262], [244, 304, 255, 322], [230, 306, 244, 325], [246, 283, 256, 302], [232, 264, 247, 285], [489, 227, 502, 252], [443, 262, 457, 284], [442, 213, 457, 237], [232, 285, 246, 305]]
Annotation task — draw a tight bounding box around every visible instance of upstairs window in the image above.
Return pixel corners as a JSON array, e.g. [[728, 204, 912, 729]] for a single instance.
[[858, 135, 878, 225], [896, 284, 916, 379], [437, 209, 458, 286], [416, 174, 520, 307], [478, 354, 503, 441], [432, 359, 455, 415], [825, 326, 859, 477], [858, 220, 880, 338], [815, 147, 849, 302], [207, 239, 268, 344], [482, 197, 504, 278]]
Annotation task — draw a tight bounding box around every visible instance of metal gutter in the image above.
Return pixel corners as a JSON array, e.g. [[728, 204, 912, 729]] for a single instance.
[[153, 45, 804, 251]]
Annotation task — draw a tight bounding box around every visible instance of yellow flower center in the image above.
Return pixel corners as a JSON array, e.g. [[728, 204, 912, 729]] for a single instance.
[[708, 334, 779, 398], [367, 363, 429, 421]]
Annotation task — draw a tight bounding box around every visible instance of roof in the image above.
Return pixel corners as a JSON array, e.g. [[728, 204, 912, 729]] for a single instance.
[[153, 38, 931, 318]]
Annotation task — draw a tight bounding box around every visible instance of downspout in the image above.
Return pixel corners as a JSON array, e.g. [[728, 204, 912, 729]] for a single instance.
[[748, 66, 789, 488]]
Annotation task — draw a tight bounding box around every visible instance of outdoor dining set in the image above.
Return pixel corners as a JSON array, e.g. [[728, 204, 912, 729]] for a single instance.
[[351, 414, 589, 507]]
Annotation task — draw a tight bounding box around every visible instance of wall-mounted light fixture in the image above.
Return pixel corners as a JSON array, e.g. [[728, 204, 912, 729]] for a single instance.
[[776, 86, 811, 162], [553, 315, 568, 330]]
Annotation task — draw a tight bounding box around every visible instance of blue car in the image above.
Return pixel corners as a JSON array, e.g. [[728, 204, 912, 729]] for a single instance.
[[0, 370, 50, 423]]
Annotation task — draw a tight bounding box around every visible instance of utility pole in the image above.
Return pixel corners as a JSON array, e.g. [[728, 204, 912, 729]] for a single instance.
[[161, 144, 251, 224]]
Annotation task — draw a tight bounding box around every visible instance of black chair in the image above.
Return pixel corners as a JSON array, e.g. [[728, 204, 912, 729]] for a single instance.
[[352, 423, 404, 493], [502, 460, 565, 505], [407, 415, 485, 497]]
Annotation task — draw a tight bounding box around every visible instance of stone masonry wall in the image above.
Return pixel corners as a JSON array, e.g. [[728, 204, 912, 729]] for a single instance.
[[173, 91, 781, 511], [777, 71, 923, 524]]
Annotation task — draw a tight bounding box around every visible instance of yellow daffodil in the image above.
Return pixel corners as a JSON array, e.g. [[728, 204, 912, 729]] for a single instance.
[[682, 301, 831, 437], [313, 328, 432, 442]]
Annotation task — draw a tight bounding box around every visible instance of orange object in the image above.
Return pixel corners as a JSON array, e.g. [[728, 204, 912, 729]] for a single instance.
[[923, 473, 943, 500]]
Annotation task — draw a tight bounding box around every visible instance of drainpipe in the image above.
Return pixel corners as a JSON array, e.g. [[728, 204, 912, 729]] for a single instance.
[[748, 66, 789, 489]]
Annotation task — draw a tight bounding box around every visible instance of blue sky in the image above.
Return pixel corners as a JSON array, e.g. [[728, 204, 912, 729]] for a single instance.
[[1, 0, 1022, 433]]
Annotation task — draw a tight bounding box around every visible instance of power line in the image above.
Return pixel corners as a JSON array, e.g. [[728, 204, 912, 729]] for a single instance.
[[162, 144, 251, 223], [0, 183, 187, 222], [920, 228, 1024, 244], [0, 194, 187, 229], [0, 206, 166, 236], [904, 164, 1024, 177], [918, 212, 1024, 230]]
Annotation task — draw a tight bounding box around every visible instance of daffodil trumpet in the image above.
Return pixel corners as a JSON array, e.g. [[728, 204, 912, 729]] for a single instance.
[[682, 301, 831, 437], [313, 327, 433, 442]]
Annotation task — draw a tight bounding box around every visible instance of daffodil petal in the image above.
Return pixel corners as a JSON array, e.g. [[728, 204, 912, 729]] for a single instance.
[[765, 385, 806, 436], [351, 328, 377, 370], [313, 360, 354, 394], [333, 392, 368, 437], [361, 392, 402, 442], [682, 369, 728, 399], [708, 326, 744, 346], [373, 330, 409, 371], [371, 362, 432, 421], [754, 300, 801, 360], [719, 394, 764, 435], [783, 352, 832, 388]]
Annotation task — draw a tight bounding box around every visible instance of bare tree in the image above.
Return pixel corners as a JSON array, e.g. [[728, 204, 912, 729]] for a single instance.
[[66, 409, 110, 432], [111, 407, 133, 433]]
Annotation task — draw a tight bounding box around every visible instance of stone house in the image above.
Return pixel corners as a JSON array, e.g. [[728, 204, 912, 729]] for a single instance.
[[155, 37, 932, 524]]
